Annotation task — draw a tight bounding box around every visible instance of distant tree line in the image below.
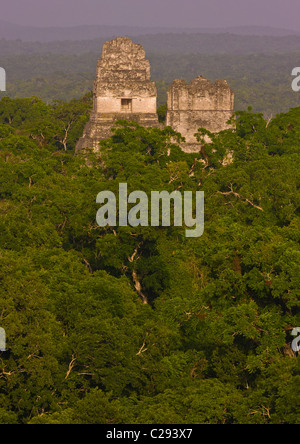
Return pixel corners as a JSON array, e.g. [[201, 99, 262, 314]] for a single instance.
[[1, 50, 300, 115]]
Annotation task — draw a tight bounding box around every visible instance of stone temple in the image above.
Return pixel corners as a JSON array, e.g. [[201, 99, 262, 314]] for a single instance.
[[76, 37, 160, 152], [76, 37, 234, 153]]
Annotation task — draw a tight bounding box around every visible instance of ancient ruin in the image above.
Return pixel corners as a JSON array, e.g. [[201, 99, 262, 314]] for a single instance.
[[76, 37, 159, 152], [76, 37, 234, 153], [166, 77, 234, 153]]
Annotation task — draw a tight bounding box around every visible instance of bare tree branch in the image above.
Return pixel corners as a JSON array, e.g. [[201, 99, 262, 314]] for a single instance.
[[128, 245, 148, 305], [136, 339, 148, 356], [217, 184, 264, 212], [65, 353, 77, 380]]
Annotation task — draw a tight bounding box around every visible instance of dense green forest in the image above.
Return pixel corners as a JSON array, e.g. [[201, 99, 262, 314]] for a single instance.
[[0, 95, 299, 424]]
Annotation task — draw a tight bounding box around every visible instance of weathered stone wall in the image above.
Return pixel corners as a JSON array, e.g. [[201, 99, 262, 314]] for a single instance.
[[76, 37, 159, 153], [166, 76, 234, 152]]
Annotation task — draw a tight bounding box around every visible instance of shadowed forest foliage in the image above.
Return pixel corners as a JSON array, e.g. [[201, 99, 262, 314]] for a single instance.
[[0, 95, 299, 424]]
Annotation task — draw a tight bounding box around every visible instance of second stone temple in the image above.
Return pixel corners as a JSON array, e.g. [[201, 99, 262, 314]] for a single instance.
[[76, 37, 234, 153]]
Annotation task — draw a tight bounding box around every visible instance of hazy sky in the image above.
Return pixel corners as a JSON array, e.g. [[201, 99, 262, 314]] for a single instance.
[[1, 0, 300, 30]]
